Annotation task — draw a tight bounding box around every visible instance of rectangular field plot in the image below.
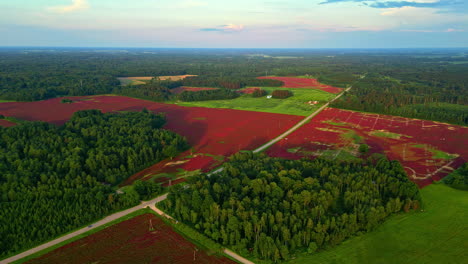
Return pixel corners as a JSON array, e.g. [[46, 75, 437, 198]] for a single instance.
[[26, 214, 235, 264], [175, 87, 335, 116], [267, 108, 468, 187], [258, 76, 344, 93]]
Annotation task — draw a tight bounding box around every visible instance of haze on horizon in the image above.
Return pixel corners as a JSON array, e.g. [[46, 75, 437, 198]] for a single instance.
[[1, 0, 468, 48]]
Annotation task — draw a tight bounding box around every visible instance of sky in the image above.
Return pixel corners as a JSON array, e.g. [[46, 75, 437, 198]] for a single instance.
[[1, 0, 467, 48]]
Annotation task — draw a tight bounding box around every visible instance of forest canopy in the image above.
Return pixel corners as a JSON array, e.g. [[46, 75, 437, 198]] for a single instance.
[[0, 110, 188, 257], [161, 152, 421, 262]]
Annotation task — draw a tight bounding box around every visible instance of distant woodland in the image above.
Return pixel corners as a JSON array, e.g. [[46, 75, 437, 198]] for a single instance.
[[161, 153, 421, 262], [0, 48, 467, 125], [0, 110, 188, 257]]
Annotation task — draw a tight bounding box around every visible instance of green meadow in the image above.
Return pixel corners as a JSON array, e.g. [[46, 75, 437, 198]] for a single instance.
[[172, 87, 335, 116]]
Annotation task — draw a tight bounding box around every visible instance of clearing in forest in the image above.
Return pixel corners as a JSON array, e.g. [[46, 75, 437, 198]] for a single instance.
[[174, 87, 335, 116], [267, 108, 468, 187], [118, 75, 197, 86], [258, 76, 344, 94], [25, 213, 235, 264]]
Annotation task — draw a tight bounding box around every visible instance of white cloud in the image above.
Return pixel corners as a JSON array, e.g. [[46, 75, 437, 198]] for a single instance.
[[48, 0, 89, 14], [223, 24, 244, 32], [380, 6, 416, 16]]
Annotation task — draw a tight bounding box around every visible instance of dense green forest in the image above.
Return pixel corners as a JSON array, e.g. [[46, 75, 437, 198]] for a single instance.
[[443, 163, 468, 190], [332, 71, 468, 125], [161, 153, 421, 262], [1, 48, 467, 125], [0, 110, 188, 257], [113, 79, 181, 101]]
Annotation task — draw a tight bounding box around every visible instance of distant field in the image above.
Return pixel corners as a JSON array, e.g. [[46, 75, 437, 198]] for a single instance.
[[25, 212, 235, 264], [291, 184, 468, 264], [117, 75, 197, 86], [258, 76, 344, 93], [173, 87, 335, 116], [267, 108, 468, 187], [170, 86, 218, 94]]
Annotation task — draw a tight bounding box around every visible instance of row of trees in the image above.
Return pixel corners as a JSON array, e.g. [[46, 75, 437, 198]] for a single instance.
[[181, 76, 283, 89], [0, 110, 189, 257], [161, 153, 420, 262], [178, 89, 240, 102], [272, 90, 293, 99]]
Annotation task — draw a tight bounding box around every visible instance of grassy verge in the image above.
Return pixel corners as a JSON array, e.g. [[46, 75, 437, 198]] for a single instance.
[[171, 87, 335, 116], [290, 184, 468, 264], [11, 209, 152, 264]]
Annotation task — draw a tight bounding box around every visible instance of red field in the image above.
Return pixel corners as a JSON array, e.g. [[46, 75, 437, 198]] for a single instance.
[[267, 108, 468, 187], [170, 86, 218, 94], [26, 214, 235, 264], [0, 95, 302, 185], [0, 119, 16, 127], [257, 76, 343, 94], [237, 87, 261, 94]]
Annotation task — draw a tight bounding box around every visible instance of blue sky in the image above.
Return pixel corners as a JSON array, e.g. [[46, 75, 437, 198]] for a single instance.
[[1, 0, 467, 48]]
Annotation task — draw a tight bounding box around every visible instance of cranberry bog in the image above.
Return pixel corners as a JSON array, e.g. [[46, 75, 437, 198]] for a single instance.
[[0, 95, 302, 185], [0, 119, 16, 127], [26, 213, 235, 264], [267, 108, 468, 187], [257, 76, 343, 94], [237, 87, 261, 94]]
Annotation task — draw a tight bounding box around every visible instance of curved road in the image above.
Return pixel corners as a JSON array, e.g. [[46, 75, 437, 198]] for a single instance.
[[3, 85, 354, 264]]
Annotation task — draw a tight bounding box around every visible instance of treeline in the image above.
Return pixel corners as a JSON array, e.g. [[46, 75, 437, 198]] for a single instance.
[[114, 79, 181, 101], [178, 89, 240, 102], [443, 163, 468, 190], [332, 73, 468, 126], [181, 76, 283, 89], [161, 153, 420, 262], [0, 110, 188, 257], [272, 90, 293, 99]]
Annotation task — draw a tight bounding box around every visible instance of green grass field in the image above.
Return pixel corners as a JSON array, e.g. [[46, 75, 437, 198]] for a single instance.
[[290, 184, 468, 264], [172, 87, 335, 116]]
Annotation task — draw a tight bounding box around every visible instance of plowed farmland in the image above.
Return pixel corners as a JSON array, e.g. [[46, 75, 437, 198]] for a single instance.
[[257, 76, 343, 93], [0, 95, 302, 185], [25, 213, 235, 264], [267, 108, 468, 187]]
